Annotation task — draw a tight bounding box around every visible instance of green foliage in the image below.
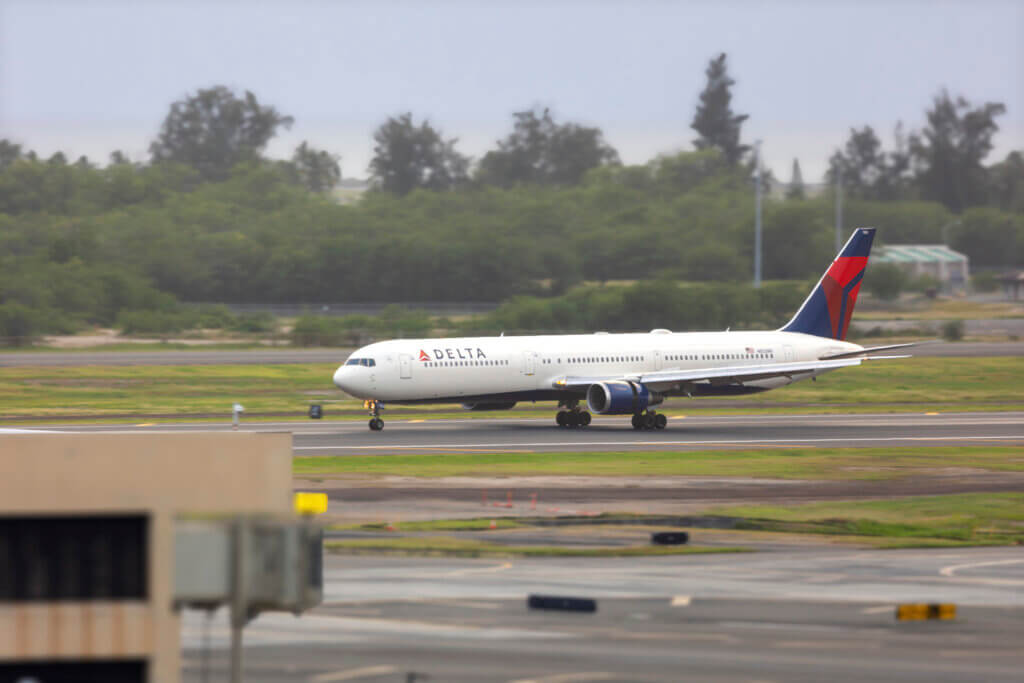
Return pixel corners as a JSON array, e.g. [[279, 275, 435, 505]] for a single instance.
[[865, 263, 906, 300], [942, 319, 965, 341], [691, 53, 749, 165], [368, 113, 468, 195], [0, 302, 41, 345], [911, 90, 1006, 212], [149, 86, 293, 182], [950, 207, 1024, 267], [464, 280, 805, 334], [826, 124, 912, 201], [971, 270, 1000, 292], [477, 107, 619, 187], [289, 307, 432, 346], [286, 141, 341, 193]]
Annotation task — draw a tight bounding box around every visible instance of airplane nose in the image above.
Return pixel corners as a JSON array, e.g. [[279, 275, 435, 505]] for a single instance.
[[333, 365, 350, 391]]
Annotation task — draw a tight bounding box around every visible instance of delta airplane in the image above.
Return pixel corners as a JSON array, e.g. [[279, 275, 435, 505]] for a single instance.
[[334, 228, 920, 431]]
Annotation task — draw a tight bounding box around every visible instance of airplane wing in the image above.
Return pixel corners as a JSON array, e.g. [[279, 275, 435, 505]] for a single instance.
[[818, 340, 938, 360], [552, 358, 865, 393]]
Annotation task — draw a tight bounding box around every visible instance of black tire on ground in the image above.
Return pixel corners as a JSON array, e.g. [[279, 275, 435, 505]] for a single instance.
[[643, 413, 656, 430], [631, 414, 643, 430], [556, 411, 567, 427], [567, 411, 580, 428], [369, 417, 384, 431], [651, 531, 689, 545], [654, 413, 667, 430], [580, 411, 592, 426]]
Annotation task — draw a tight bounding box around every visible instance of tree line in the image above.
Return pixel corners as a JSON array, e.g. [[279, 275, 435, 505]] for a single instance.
[[0, 54, 1021, 343]]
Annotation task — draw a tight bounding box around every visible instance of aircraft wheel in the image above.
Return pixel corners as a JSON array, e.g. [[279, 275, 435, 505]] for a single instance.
[[369, 417, 384, 431], [654, 413, 667, 430], [556, 411, 567, 427], [579, 411, 592, 427], [643, 413, 656, 430], [631, 414, 643, 430], [566, 411, 580, 428]]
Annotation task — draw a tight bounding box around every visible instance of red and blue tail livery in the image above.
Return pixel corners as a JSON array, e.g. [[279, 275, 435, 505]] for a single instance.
[[781, 228, 875, 340]]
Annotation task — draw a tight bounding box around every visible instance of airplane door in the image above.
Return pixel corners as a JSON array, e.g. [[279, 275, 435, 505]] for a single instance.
[[522, 351, 535, 376], [399, 354, 412, 379], [783, 345, 795, 362], [654, 350, 663, 371]]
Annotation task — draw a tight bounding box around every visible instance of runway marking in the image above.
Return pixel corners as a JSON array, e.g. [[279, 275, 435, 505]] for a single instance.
[[135, 423, 155, 427], [859, 605, 895, 614], [670, 595, 691, 607], [408, 419, 425, 423], [939, 558, 1024, 577], [309, 665, 397, 682], [294, 435, 1024, 451], [437, 561, 514, 578], [509, 673, 618, 683]]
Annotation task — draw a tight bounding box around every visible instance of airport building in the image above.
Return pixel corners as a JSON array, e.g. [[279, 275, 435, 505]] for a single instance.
[[0, 431, 293, 683], [873, 244, 970, 293]]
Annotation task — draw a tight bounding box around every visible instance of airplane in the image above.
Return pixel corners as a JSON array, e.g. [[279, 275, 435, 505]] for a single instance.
[[334, 227, 922, 431]]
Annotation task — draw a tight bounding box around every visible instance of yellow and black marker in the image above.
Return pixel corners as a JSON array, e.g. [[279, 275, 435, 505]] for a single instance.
[[896, 603, 957, 621]]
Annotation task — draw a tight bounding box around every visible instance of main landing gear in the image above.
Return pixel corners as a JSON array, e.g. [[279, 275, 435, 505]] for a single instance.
[[365, 399, 384, 431], [556, 401, 591, 428], [631, 410, 667, 431]]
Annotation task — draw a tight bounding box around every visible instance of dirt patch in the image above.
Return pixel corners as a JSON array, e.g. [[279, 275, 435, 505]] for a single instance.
[[300, 472, 1024, 523]]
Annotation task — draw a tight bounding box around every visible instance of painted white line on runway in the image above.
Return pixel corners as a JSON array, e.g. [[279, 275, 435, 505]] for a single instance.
[[294, 435, 1024, 451], [940, 558, 1024, 577], [859, 605, 895, 615], [670, 595, 691, 607], [309, 665, 397, 682], [509, 673, 618, 683]]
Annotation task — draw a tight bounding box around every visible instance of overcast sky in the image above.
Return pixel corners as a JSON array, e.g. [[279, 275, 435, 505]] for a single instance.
[[1, 0, 1021, 182]]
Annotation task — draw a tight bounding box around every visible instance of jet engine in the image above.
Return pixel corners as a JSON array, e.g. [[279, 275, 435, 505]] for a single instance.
[[586, 381, 662, 415], [462, 401, 517, 411]]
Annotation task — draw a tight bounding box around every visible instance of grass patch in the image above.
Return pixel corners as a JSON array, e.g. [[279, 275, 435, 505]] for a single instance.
[[0, 356, 1021, 421], [323, 536, 748, 558], [708, 493, 1024, 547], [294, 446, 1024, 479]]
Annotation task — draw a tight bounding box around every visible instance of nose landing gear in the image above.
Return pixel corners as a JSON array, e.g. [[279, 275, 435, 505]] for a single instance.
[[631, 410, 667, 431], [365, 400, 384, 431], [555, 401, 591, 428]]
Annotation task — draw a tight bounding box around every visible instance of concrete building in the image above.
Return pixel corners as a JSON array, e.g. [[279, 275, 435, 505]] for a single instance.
[[873, 244, 970, 293], [0, 431, 292, 683]]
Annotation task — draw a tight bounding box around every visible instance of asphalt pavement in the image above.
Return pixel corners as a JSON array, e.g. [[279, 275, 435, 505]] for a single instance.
[[181, 548, 1024, 682]]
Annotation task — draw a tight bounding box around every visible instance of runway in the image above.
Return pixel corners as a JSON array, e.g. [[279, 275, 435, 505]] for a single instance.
[[290, 411, 1023, 455], [35, 411, 1024, 455], [181, 548, 1024, 682]]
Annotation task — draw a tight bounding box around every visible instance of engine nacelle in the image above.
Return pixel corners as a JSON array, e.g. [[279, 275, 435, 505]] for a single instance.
[[462, 401, 517, 411], [586, 381, 662, 415]]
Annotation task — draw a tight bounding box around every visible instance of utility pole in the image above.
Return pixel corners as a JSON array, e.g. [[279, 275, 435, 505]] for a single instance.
[[835, 164, 843, 252], [753, 140, 763, 288]]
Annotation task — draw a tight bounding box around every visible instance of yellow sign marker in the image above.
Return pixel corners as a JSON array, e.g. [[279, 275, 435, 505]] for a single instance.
[[293, 492, 328, 516], [896, 603, 956, 621]]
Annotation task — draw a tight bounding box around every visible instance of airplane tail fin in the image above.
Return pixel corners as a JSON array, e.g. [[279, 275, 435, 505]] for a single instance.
[[780, 227, 875, 340]]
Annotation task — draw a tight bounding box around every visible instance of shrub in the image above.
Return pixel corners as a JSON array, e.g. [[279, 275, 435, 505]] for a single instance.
[[942, 319, 965, 341]]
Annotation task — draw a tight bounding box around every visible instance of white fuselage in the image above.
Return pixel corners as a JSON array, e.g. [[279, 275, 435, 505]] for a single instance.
[[332, 330, 862, 403]]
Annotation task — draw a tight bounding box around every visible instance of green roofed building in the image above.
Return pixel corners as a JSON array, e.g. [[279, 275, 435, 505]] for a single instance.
[[874, 244, 969, 294]]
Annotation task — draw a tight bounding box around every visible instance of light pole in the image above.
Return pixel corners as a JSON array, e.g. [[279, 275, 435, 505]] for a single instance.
[[835, 164, 843, 252], [754, 140, 763, 288]]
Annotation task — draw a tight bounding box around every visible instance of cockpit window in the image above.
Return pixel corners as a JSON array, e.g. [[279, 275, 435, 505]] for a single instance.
[[344, 358, 376, 367]]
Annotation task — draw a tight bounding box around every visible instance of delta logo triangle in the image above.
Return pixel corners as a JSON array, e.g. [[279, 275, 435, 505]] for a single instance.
[[418, 350, 430, 361]]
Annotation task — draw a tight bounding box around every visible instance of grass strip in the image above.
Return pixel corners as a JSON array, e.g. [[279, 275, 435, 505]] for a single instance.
[[294, 446, 1024, 479], [0, 357, 1021, 421], [708, 493, 1024, 547], [323, 536, 747, 558]]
